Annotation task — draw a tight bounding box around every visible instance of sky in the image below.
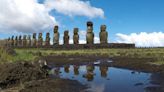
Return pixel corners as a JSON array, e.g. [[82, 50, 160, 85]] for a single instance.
[[0, 0, 164, 47]]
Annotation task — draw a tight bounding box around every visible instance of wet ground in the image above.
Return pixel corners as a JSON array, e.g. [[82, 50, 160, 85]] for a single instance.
[[0, 56, 164, 92]]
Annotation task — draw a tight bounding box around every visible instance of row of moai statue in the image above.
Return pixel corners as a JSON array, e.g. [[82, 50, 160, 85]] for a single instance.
[[7, 21, 108, 47]]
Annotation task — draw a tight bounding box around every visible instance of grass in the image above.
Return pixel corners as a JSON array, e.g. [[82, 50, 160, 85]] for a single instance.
[[0, 47, 164, 65]]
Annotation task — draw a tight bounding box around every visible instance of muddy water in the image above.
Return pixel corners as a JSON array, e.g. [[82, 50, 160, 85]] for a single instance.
[[48, 62, 159, 92]]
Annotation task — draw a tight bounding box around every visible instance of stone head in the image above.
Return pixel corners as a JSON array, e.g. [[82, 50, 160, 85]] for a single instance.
[[12, 36, 14, 39], [74, 28, 78, 34], [64, 30, 69, 36], [46, 33, 50, 37], [28, 35, 31, 39], [39, 33, 42, 37], [87, 21, 93, 27], [101, 25, 106, 32], [15, 36, 18, 40], [33, 33, 36, 38], [54, 25, 58, 33], [19, 35, 22, 39]]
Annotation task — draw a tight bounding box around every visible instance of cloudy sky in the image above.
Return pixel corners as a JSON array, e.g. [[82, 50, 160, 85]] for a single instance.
[[0, 0, 164, 47]]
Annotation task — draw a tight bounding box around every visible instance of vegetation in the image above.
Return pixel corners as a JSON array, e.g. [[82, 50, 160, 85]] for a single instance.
[[0, 47, 164, 65]]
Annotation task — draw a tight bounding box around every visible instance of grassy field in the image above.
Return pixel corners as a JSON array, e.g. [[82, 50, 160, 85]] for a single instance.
[[0, 47, 164, 64]]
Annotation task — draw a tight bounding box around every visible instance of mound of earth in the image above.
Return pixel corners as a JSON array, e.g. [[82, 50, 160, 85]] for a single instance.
[[0, 62, 48, 89], [19, 78, 87, 92]]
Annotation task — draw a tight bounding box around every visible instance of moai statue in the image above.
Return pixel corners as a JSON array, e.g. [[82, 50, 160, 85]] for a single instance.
[[38, 33, 43, 47], [18, 35, 22, 47], [45, 32, 50, 46], [14, 36, 18, 46], [7, 37, 11, 47], [32, 33, 37, 46], [53, 26, 59, 45], [11, 36, 14, 46], [73, 28, 79, 44], [86, 21, 94, 44], [63, 30, 69, 45], [99, 66, 108, 78], [22, 35, 27, 46], [99, 25, 108, 44], [27, 35, 31, 47]]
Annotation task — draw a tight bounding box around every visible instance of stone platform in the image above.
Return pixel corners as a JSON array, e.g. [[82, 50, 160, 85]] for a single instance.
[[13, 43, 135, 49]]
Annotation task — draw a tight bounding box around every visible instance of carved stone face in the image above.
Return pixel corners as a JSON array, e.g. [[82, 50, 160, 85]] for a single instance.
[[19, 36, 22, 39], [33, 33, 36, 38], [64, 31, 69, 36], [15, 36, 18, 40], [39, 33, 42, 37], [12, 36, 14, 40], [101, 25, 106, 32], [28, 35, 31, 39], [54, 26, 58, 33], [87, 26, 93, 33], [74, 28, 78, 34], [46, 33, 50, 37]]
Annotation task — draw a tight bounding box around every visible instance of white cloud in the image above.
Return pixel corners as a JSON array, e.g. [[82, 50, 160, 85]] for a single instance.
[[116, 32, 164, 47], [0, 0, 104, 34], [44, 0, 104, 18], [0, 0, 57, 33]]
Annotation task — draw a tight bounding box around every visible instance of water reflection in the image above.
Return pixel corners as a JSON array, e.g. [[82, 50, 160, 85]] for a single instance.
[[49, 64, 158, 92]]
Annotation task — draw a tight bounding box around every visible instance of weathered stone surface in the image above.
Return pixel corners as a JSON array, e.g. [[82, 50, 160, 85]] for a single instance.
[[99, 25, 108, 44], [53, 26, 59, 45], [45, 33, 50, 46], [27, 35, 31, 47], [14, 36, 18, 46], [22, 35, 27, 46], [63, 30, 69, 45], [73, 28, 79, 44], [38, 33, 43, 47], [86, 21, 94, 44], [18, 35, 22, 47], [32, 33, 37, 47]]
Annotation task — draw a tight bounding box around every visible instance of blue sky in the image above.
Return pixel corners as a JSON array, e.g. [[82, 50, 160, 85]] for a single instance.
[[0, 0, 164, 46]]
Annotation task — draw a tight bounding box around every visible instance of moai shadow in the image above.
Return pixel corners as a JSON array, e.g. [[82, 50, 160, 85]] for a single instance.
[[45, 33, 50, 46], [22, 35, 27, 47], [18, 35, 22, 47], [11, 36, 14, 47], [99, 25, 108, 45], [73, 28, 79, 45], [14, 36, 18, 47], [63, 30, 69, 45], [27, 35, 31, 47], [83, 64, 95, 81], [38, 33, 43, 47], [86, 21, 94, 48], [53, 26, 59, 45], [73, 65, 79, 76], [99, 66, 108, 78], [32, 33, 37, 47]]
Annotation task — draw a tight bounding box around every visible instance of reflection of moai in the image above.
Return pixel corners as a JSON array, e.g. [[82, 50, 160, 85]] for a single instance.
[[53, 26, 59, 45], [32, 33, 37, 46], [64, 65, 70, 73], [73, 65, 79, 75], [18, 35, 22, 47], [45, 33, 50, 46], [100, 66, 108, 78], [83, 64, 95, 81], [38, 33, 43, 47], [63, 30, 69, 45], [11, 36, 14, 46], [22, 35, 27, 46], [73, 28, 79, 44], [27, 35, 31, 47], [86, 21, 94, 44], [99, 25, 108, 44], [14, 36, 18, 46]]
